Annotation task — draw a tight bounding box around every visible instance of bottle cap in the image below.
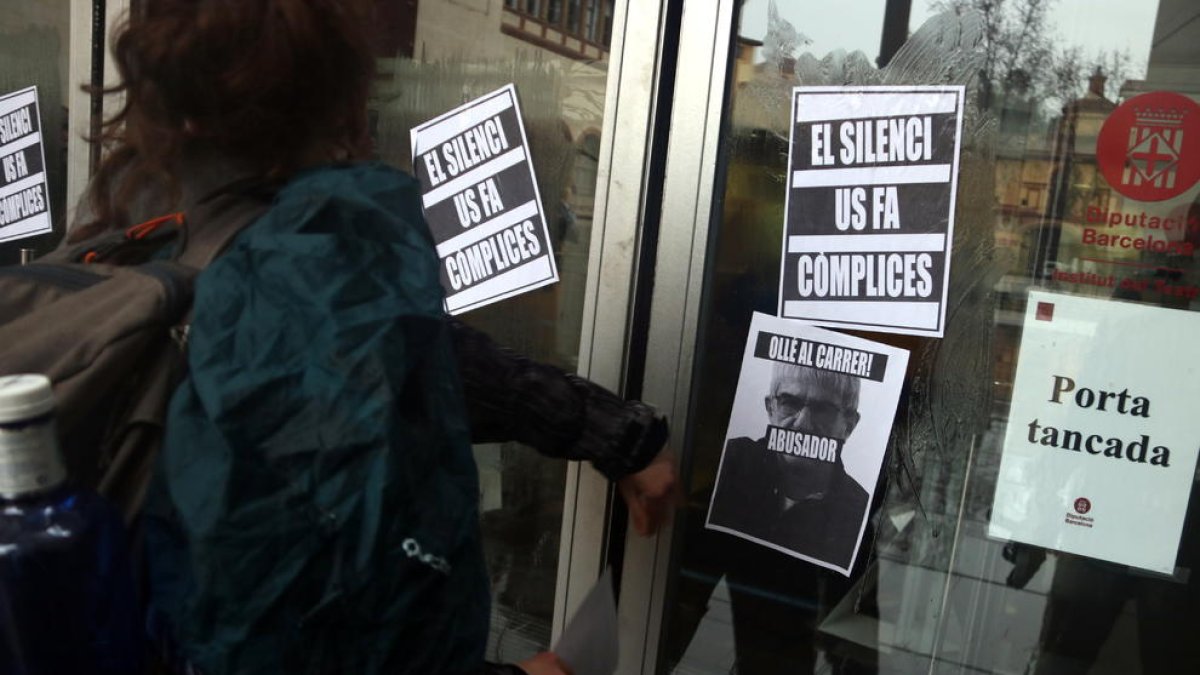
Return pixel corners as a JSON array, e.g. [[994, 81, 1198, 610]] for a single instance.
[[0, 374, 56, 424]]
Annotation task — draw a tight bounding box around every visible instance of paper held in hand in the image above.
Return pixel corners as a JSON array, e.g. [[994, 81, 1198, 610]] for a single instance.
[[553, 567, 618, 675]]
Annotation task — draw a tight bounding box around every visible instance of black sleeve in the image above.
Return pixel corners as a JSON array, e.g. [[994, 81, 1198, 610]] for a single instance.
[[473, 663, 527, 675], [450, 318, 668, 482]]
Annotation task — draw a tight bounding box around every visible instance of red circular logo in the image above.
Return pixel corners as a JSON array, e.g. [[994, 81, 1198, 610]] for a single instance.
[[1097, 91, 1200, 202], [1074, 498, 1092, 515]]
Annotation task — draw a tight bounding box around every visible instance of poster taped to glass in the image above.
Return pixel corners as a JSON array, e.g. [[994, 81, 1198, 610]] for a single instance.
[[779, 85, 965, 337], [0, 86, 52, 244], [410, 84, 558, 315], [707, 312, 909, 575], [990, 291, 1200, 574]]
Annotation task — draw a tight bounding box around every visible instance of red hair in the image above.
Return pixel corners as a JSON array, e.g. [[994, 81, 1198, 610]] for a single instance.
[[77, 0, 376, 240]]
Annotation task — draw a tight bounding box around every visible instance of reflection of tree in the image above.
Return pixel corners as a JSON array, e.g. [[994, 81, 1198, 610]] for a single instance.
[[931, 0, 1138, 115], [932, 0, 1054, 109], [1049, 48, 1132, 106]]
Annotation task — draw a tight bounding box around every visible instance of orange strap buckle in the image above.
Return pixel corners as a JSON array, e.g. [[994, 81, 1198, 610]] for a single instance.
[[126, 212, 185, 240]]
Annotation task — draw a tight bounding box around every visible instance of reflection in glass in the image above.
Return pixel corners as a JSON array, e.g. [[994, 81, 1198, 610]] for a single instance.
[[602, 1, 614, 47], [586, 0, 601, 42], [0, 2, 72, 264], [568, 0, 582, 35], [660, 0, 1199, 673]]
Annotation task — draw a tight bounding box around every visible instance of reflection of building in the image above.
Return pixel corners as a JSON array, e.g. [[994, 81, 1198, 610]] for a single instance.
[[500, 1, 616, 62], [380, 1, 615, 143], [991, 53, 1200, 412], [971, 6, 1200, 671], [993, 70, 1117, 283], [991, 71, 1122, 420], [374, 0, 616, 65]]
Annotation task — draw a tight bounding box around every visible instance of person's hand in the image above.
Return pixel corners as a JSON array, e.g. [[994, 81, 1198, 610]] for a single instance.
[[618, 449, 679, 536], [517, 651, 573, 675]]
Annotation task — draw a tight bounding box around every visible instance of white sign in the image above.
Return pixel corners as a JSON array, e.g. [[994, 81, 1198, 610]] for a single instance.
[[410, 84, 558, 315], [707, 312, 909, 575], [778, 86, 965, 338], [989, 291, 1200, 574], [0, 86, 52, 244]]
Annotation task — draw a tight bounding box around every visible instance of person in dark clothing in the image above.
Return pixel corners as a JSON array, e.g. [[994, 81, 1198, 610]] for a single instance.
[[708, 362, 868, 570], [67, 2, 677, 674]]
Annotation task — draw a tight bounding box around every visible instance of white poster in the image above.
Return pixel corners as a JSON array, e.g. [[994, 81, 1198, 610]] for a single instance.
[[779, 85, 964, 338], [410, 84, 558, 315], [0, 86, 52, 244], [707, 312, 910, 575], [989, 291, 1200, 574]]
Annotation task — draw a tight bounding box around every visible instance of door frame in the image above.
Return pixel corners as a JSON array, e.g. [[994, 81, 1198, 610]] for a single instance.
[[615, 0, 738, 671], [553, 0, 684, 643]]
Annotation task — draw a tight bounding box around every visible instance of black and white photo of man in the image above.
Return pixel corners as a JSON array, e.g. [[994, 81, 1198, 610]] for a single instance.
[[706, 313, 908, 574], [709, 363, 867, 569]]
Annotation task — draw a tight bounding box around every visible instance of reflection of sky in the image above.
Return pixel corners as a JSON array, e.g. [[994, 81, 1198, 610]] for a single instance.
[[740, 0, 1159, 76]]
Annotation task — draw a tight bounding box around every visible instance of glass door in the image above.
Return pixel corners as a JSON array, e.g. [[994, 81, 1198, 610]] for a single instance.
[[367, 0, 670, 664], [0, 0, 101, 264], [630, 0, 1200, 673]]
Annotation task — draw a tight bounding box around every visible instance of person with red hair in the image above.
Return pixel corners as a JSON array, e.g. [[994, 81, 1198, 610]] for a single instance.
[[72, 2, 675, 673]]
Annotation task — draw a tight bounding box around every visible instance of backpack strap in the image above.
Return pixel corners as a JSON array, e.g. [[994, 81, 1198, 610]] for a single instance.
[[47, 178, 274, 269], [174, 178, 276, 269]]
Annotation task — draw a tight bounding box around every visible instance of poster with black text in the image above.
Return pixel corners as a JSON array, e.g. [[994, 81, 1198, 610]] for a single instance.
[[0, 86, 51, 244], [707, 312, 909, 575], [780, 86, 964, 337], [411, 84, 558, 314], [989, 291, 1200, 574]]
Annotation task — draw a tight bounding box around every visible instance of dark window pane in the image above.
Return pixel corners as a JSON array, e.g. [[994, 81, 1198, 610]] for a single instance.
[[567, 0, 581, 35], [586, 0, 600, 42]]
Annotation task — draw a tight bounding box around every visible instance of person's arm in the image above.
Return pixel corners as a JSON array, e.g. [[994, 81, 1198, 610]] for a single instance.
[[473, 653, 572, 675], [450, 319, 675, 535], [450, 318, 668, 480], [476, 664, 526, 675]]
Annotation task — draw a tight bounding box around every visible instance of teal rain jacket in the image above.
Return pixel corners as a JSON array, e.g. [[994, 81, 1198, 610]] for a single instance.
[[143, 163, 490, 674]]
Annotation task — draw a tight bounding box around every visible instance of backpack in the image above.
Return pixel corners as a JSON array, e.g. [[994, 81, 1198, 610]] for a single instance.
[[0, 187, 270, 519]]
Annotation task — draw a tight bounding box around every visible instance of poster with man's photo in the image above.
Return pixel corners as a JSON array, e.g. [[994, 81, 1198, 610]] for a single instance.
[[707, 312, 909, 575]]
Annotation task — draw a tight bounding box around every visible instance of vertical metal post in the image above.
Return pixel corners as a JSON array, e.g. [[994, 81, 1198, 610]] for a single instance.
[[876, 0, 912, 68], [616, 0, 737, 670], [88, 0, 107, 173]]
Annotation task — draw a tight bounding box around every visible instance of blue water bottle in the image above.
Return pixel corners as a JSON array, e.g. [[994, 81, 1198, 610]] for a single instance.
[[0, 374, 142, 674]]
